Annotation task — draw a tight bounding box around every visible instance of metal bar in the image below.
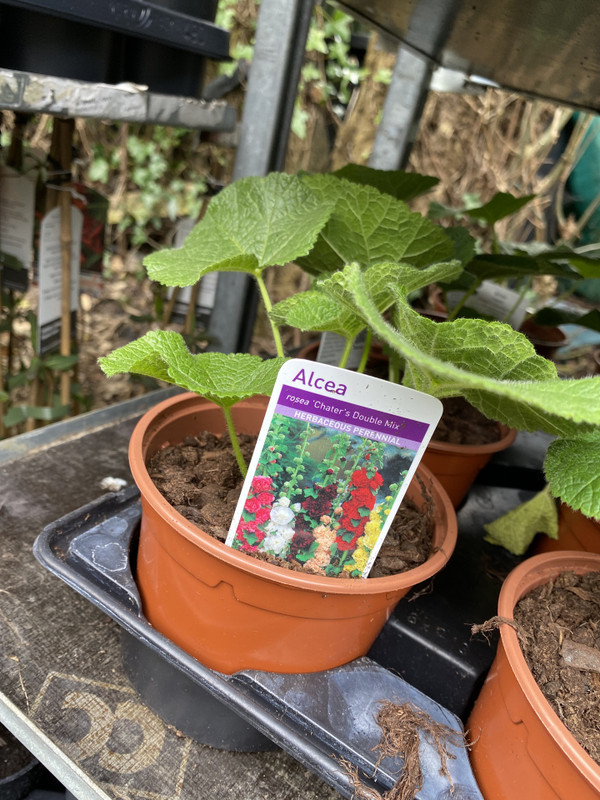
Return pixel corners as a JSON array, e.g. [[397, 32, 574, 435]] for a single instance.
[[207, 0, 315, 354], [369, 45, 433, 169], [0, 70, 237, 131], [0, 0, 229, 59]]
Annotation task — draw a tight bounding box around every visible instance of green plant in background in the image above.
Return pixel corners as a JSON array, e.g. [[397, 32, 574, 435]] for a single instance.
[[88, 125, 208, 247], [99, 169, 600, 522]]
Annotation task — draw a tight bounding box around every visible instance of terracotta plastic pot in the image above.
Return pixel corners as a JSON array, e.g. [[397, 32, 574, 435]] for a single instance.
[[519, 318, 568, 361], [534, 504, 600, 555], [129, 392, 457, 675], [421, 425, 517, 509], [468, 551, 600, 800]]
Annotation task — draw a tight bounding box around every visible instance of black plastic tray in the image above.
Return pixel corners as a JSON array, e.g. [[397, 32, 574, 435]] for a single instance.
[[34, 487, 484, 800]]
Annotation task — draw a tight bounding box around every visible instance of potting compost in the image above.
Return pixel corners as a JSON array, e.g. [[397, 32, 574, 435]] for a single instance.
[[514, 570, 600, 764], [147, 432, 434, 578]]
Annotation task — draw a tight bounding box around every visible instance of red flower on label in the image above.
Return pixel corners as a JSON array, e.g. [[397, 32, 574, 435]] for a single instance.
[[252, 475, 273, 493]]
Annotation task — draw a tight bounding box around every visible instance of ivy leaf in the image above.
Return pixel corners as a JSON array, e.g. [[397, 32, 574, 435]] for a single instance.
[[465, 192, 535, 225], [331, 164, 439, 201], [99, 330, 286, 408], [544, 433, 600, 519], [143, 173, 335, 287], [296, 175, 454, 276], [319, 262, 600, 436], [483, 487, 559, 555]]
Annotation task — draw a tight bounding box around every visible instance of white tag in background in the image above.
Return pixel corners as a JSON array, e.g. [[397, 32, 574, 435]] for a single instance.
[[37, 205, 83, 355], [316, 331, 367, 369], [226, 359, 442, 578], [447, 280, 530, 329], [0, 164, 36, 277], [165, 216, 218, 326]]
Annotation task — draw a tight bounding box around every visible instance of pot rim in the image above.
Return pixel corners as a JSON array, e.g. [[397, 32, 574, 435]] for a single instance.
[[427, 423, 517, 456], [497, 550, 600, 783], [129, 391, 457, 595]]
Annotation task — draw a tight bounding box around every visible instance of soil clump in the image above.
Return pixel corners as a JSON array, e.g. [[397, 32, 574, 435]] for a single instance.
[[514, 569, 600, 764], [147, 432, 434, 578]]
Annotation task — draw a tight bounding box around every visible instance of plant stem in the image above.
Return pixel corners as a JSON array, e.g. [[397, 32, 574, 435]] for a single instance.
[[222, 405, 247, 478], [338, 336, 355, 369], [447, 278, 482, 322], [255, 271, 285, 357], [357, 329, 372, 373], [501, 276, 532, 324], [388, 352, 400, 384]]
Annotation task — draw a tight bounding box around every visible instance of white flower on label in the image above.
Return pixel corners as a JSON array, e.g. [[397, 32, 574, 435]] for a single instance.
[[277, 496, 291, 508], [270, 503, 295, 526]]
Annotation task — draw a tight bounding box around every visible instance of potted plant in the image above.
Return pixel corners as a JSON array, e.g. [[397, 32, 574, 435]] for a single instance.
[[467, 550, 600, 800], [99, 170, 600, 674]]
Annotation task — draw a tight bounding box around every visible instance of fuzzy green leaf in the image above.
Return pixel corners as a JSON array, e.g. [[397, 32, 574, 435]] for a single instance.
[[143, 173, 335, 287], [466, 254, 579, 282], [331, 164, 439, 201], [533, 307, 600, 333], [99, 331, 286, 408], [483, 487, 559, 555], [296, 175, 454, 276], [544, 434, 600, 519], [271, 260, 463, 340], [465, 192, 535, 225], [319, 262, 600, 436]]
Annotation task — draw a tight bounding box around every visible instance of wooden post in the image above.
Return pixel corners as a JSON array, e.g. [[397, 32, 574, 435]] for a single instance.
[[57, 117, 75, 409]]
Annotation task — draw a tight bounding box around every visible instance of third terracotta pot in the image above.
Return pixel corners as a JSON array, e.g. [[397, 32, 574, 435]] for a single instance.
[[467, 551, 600, 800]]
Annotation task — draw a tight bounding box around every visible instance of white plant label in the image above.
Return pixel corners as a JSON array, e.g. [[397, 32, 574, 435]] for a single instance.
[[0, 164, 36, 277], [448, 280, 529, 329], [37, 205, 83, 355], [226, 359, 442, 578]]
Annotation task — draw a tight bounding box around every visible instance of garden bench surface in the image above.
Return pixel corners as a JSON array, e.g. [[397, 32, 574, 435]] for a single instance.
[[0, 391, 342, 800]]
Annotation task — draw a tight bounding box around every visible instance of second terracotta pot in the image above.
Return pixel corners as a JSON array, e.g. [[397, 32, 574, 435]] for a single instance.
[[534, 503, 600, 555], [421, 424, 516, 508], [129, 392, 458, 675], [468, 551, 600, 800]]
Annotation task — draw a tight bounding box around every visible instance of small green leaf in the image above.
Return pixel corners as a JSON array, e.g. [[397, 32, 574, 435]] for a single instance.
[[297, 175, 454, 276], [544, 434, 600, 519], [533, 307, 600, 333], [143, 173, 335, 287], [465, 254, 579, 282], [99, 331, 286, 408], [331, 164, 439, 201], [442, 226, 477, 267], [465, 192, 535, 226], [483, 487, 559, 555], [43, 353, 80, 371]]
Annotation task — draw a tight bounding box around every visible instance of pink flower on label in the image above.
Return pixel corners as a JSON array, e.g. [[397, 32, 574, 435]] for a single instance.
[[254, 507, 271, 524], [256, 491, 275, 506], [244, 496, 262, 514], [252, 475, 273, 493]]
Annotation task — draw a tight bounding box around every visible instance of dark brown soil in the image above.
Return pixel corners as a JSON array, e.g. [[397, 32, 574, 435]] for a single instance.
[[514, 570, 600, 764], [432, 396, 501, 446], [148, 433, 434, 579], [0, 724, 35, 779]]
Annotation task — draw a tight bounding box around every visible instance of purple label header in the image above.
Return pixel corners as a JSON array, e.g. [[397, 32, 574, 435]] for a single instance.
[[277, 384, 428, 445]]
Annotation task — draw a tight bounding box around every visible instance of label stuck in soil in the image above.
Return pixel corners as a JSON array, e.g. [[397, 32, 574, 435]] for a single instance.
[[226, 359, 442, 578]]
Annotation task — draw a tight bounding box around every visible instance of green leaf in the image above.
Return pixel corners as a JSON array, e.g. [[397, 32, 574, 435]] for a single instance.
[[99, 331, 287, 408], [296, 175, 454, 276], [319, 262, 600, 436], [331, 164, 439, 201], [533, 307, 600, 333], [0, 390, 8, 403], [271, 261, 462, 341], [143, 173, 335, 287], [544, 433, 600, 519], [43, 353, 80, 371], [442, 226, 477, 267], [465, 254, 579, 282], [483, 487, 559, 555], [465, 192, 535, 226]]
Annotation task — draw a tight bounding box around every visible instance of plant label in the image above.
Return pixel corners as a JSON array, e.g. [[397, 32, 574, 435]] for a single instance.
[[0, 165, 36, 290], [226, 359, 443, 578], [448, 280, 529, 329], [37, 205, 83, 355]]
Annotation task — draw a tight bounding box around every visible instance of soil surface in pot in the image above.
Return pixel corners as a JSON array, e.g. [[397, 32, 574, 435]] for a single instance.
[[0, 724, 34, 779], [147, 432, 434, 579], [514, 570, 600, 764], [432, 397, 501, 446]]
